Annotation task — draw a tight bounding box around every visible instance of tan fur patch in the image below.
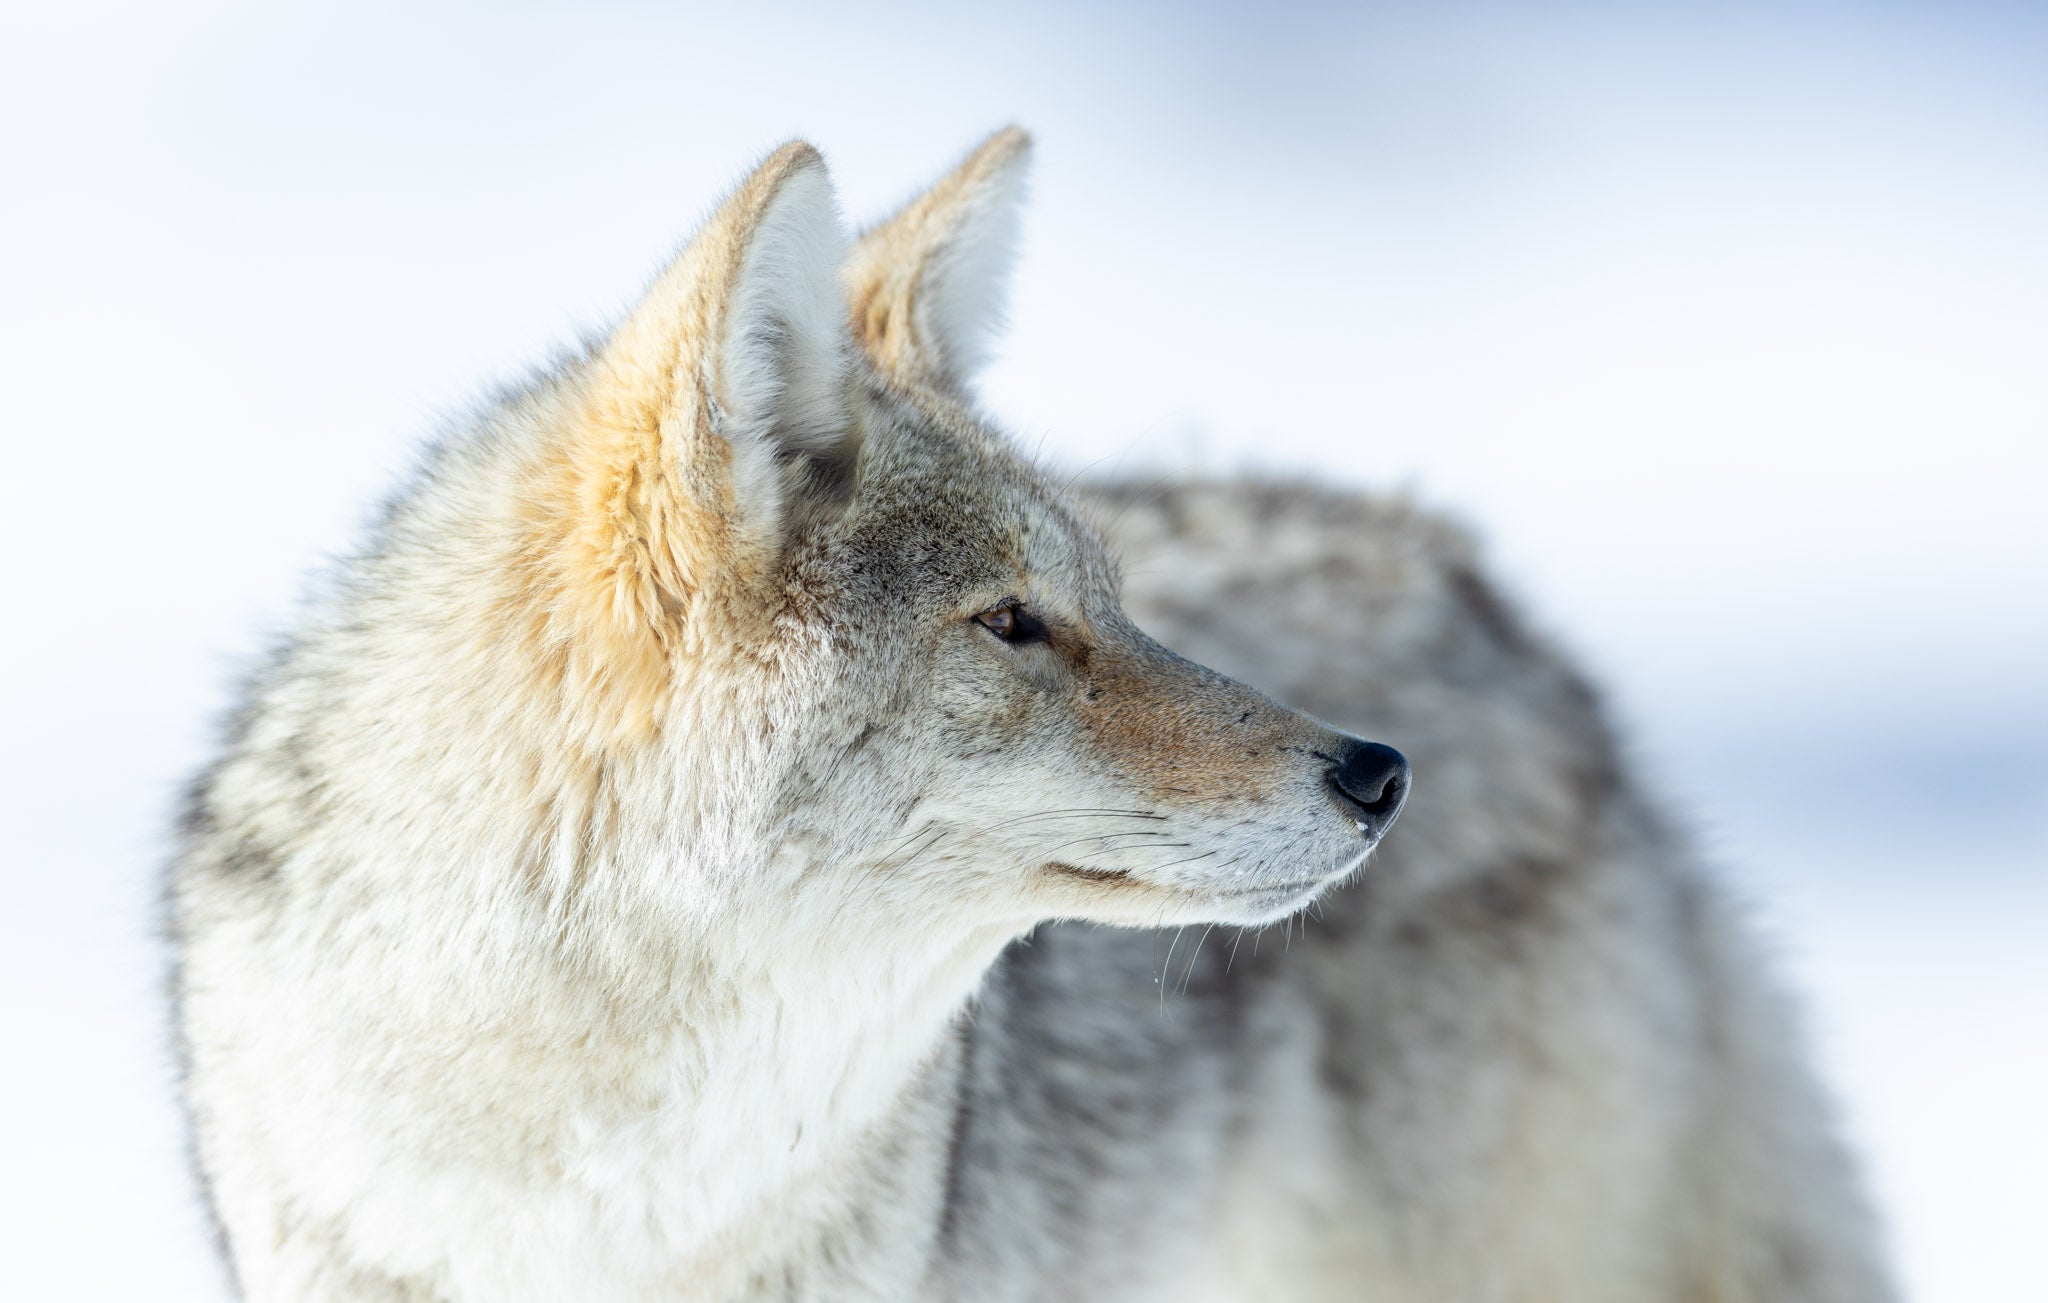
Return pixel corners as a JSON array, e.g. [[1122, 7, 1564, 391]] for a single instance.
[[499, 143, 832, 744]]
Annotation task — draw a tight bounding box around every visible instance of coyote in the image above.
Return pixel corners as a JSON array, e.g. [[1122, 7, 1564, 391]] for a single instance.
[[171, 129, 1893, 1301]]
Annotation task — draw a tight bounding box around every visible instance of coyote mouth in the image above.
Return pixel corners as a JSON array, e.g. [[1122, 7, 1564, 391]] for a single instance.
[[1043, 861, 1135, 885], [1042, 860, 1353, 904]]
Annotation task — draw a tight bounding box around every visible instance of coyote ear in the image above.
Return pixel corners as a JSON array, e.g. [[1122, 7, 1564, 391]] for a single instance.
[[531, 144, 852, 738], [590, 141, 854, 572], [845, 126, 1032, 398]]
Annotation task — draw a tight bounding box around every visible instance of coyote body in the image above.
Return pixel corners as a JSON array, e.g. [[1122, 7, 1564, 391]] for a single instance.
[[171, 132, 1891, 1301]]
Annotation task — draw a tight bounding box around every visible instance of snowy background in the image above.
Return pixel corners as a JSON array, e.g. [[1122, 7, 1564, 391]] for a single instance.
[[2, 1, 2043, 1297]]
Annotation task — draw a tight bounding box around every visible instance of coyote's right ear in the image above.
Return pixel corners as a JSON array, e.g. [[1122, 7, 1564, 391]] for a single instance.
[[845, 127, 1032, 398]]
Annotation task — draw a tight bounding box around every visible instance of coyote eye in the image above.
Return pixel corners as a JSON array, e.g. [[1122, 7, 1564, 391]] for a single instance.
[[975, 601, 1048, 644]]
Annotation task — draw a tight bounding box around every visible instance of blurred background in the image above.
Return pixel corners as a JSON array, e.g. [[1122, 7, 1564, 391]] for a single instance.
[[2, 1, 2041, 1297]]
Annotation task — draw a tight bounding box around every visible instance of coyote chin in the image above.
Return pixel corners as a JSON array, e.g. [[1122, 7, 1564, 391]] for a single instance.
[[172, 129, 1893, 1301]]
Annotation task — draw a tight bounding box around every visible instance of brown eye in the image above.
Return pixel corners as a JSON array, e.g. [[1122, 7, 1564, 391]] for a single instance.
[[975, 602, 1048, 644]]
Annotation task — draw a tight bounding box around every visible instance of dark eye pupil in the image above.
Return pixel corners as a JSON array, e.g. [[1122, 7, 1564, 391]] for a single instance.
[[977, 603, 1043, 643]]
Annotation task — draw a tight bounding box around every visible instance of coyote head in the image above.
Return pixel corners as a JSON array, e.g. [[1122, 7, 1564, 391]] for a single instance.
[[399, 131, 1405, 947]]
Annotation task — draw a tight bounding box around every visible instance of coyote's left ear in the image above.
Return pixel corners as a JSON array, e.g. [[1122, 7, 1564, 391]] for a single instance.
[[845, 126, 1032, 398], [580, 142, 853, 587], [538, 141, 853, 742]]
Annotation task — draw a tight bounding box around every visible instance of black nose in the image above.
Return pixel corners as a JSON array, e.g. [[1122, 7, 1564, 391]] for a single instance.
[[1326, 740, 1410, 836]]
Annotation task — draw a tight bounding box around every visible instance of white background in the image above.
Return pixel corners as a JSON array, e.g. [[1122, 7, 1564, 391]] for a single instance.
[[2, 2, 2042, 1297]]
